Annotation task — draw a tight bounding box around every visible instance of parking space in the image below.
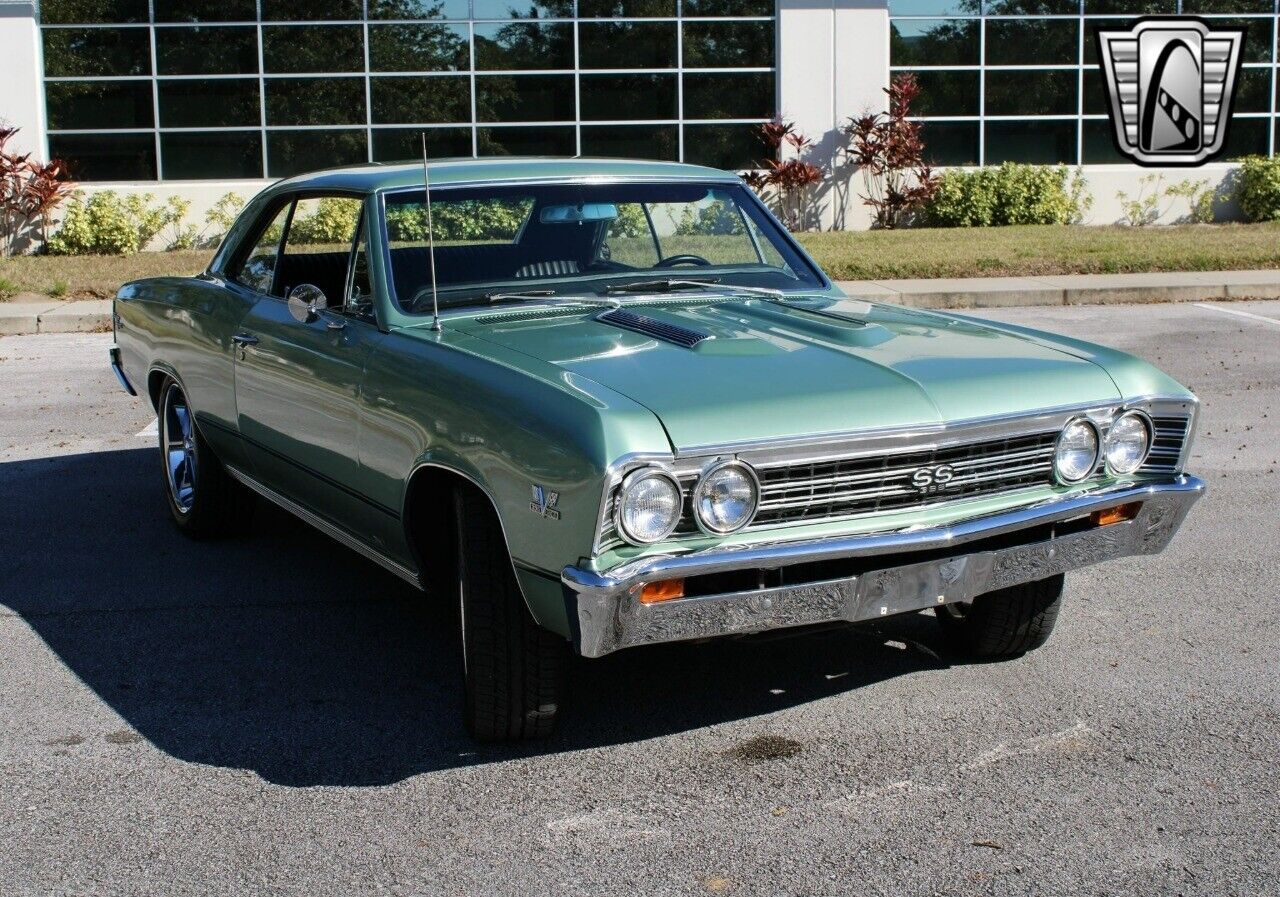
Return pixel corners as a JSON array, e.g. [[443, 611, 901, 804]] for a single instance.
[[1, 301, 1277, 896]]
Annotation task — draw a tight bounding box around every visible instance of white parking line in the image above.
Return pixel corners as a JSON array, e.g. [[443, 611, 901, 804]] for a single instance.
[[136, 419, 158, 438], [1194, 302, 1280, 328]]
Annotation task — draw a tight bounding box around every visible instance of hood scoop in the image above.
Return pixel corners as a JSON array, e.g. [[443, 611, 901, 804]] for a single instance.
[[596, 307, 713, 349]]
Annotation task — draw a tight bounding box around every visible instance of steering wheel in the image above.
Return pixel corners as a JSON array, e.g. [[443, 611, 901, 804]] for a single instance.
[[654, 254, 712, 268]]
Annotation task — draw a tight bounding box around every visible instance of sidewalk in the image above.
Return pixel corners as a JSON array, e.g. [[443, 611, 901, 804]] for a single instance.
[[4, 270, 1280, 335]]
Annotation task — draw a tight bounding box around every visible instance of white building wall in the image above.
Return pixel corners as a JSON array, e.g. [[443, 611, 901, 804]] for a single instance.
[[0, 1, 45, 157]]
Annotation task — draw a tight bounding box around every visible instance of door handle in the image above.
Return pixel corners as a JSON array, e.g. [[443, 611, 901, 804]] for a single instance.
[[231, 333, 259, 346], [325, 318, 347, 332]]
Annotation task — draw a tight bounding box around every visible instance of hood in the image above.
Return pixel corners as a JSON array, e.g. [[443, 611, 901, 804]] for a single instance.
[[454, 297, 1122, 452]]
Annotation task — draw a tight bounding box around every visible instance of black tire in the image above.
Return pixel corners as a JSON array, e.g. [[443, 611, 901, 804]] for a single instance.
[[158, 376, 251, 538], [935, 574, 1065, 658], [455, 487, 567, 741]]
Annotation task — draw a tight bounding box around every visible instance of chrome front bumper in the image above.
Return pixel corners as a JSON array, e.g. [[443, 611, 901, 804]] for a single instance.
[[563, 476, 1204, 658], [109, 345, 137, 396]]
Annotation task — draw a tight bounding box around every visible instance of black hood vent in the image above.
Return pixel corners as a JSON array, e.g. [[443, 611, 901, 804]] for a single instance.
[[595, 308, 713, 349]]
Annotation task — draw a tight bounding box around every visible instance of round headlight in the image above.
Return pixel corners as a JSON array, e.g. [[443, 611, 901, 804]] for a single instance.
[[1105, 410, 1151, 475], [616, 468, 682, 544], [693, 461, 759, 535], [1055, 418, 1100, 483]]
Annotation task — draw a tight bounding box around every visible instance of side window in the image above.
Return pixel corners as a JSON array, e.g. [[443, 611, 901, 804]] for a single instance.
[[231, 203, 291, 295], [345, 217, 374, 319], [600, 202, 659, 267], [276, 196, 365, 307]]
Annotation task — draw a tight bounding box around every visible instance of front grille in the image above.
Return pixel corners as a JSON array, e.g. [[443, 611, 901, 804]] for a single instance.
[[1143, 414, 1191, 473], [752, 431, 1059, 527]]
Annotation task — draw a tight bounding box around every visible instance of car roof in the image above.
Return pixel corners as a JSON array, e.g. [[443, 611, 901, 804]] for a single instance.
[[270, 157, 742, 194]]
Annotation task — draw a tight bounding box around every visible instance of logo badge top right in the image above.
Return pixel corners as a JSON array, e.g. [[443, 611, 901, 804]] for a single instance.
[[1097, 17, 1245, 166]]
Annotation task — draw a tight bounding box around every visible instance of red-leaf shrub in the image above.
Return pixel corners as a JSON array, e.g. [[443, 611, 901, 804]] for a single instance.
[[842, 74, 937, 229], [1, 125, 75, 255], [740, 120, 824, 232]]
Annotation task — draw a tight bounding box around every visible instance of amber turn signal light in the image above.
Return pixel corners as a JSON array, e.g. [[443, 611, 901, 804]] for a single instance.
[[1091, 502, 1141, 527], [639, 578, 686, 604]]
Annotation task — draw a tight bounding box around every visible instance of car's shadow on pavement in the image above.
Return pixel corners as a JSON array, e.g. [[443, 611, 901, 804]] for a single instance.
[[2, 448, 955, 787]]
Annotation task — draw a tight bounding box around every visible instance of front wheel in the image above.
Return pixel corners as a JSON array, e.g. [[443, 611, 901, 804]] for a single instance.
[[935, 574, 1065, 658], [455, 488, 567, 741], [158, 377, 251, 538]]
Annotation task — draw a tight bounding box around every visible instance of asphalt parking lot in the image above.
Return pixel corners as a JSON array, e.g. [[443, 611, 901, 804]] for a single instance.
[[2, 300, 1278, 896]]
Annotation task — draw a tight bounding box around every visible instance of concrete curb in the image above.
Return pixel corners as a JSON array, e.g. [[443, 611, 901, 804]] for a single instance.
[[836, 270, 1280, 309], [0, 299, 111, 335]]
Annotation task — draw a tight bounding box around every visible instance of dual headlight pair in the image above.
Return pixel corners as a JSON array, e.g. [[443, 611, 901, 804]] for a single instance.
[[616, 460, 758, 545], [1055, 410, 1152, 484]]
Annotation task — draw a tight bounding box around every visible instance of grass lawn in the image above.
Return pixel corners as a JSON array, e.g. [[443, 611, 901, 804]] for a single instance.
[[2, 222, 1279, 299]]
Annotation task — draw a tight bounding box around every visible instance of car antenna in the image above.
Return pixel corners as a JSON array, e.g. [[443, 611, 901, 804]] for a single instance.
[[421, 133, 442, 332]]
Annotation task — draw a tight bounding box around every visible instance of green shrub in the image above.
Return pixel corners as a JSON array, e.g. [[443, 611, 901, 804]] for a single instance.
[[1236, 155, 1280, 222], [922, 163, 1091, 227], [288, 196, 361, 244], [47, 191, 177, 255]]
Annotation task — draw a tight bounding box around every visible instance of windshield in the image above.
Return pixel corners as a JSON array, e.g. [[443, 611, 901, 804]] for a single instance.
[[382, 181, 822, 312]]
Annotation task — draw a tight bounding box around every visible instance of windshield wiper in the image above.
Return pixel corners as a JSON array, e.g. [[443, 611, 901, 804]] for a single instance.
[[484, 289, 620, 310], [604, 278, 721, 294]]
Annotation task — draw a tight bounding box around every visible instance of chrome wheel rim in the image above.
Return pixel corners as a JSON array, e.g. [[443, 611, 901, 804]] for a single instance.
[[162, 383, 197, 514]]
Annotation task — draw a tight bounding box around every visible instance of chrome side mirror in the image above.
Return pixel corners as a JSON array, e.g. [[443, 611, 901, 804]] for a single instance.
[[286, 284, 328, 324]]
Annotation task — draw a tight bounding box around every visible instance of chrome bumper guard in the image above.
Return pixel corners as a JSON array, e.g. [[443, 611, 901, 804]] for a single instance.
[[109, 345, 137, 396], [563, 476, 1204, 658]]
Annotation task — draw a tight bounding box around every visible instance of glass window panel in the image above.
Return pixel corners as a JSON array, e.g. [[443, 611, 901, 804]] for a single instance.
[[1209, 18, 1275, 64], [1235, 67, 1273, 114], [49, 133, 156, 181], [985, 70, 1078, 116], [266, 78, 367, 126], [683, 21, 775, 68], [45, 80, 153, 130], [475, 74, 576, 122], [906, 69, 979, 117], [578, 0, 676, 15], [369, 23, 470, 71], [40, 0, 148, 24], [1081, 117, 1127, 163], [1084, 0, 1174, 13], [156, 26, 259, 76], [580, 124, 679, 160], [371, 75, 472, 124], [918, 121, 979, 165], [580, 73, 677, 121], [579, 22, 678, 69], [1222, 116, 1271, 160], [161, 131, 263, 179], [1182, 0, 1273, 12], [474, 22, 573, 70], [983, 0, 1078, 12], [267, 130, 368, 177], [683, 72, 775, 120], [985, 18, 1078, 66], [890, 20, 978, 67], [372, 127, 473, 160], [42, 27, 151, 77], [683, 0, 774, 14], [1082, 67, 1108, 115], [232, 203, 291, 295], [476, 126, 576, 155], [887, 0, 980, 13], [984, 119, 1078, 164], [158, 79, 260, 128], [263, 25, 365, 74], [682, 123, 764, 169], [154, 0, 257, 22], [261, 0, 362, 21], [369, 0, 472, 18], [473, 1, 575, 16], [285, 197, 364, 251]]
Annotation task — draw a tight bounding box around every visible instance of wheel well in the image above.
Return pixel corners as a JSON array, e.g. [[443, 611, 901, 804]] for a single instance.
[[403, 466, 502, 595], [146, 369, 168, 412]]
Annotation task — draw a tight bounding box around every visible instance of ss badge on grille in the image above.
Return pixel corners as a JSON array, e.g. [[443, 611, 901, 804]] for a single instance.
[[911, 464, 956, 494]]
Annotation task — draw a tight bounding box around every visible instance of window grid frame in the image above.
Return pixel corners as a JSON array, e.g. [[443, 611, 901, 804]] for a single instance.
[[39, 2, 779, 180]]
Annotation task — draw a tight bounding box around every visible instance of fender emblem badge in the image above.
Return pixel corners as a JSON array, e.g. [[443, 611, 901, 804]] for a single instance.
[[530, 485, 561, 520]]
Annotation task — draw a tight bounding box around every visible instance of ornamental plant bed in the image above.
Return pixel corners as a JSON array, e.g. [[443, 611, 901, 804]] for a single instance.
[[2, 222, 1280, 300]]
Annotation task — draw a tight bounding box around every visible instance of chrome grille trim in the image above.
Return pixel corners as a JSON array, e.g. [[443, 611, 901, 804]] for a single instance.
[[1142, 414, 1192, 473]]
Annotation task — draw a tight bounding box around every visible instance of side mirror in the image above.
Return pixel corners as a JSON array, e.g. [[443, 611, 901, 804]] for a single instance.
[[287, 284, 328, 324]]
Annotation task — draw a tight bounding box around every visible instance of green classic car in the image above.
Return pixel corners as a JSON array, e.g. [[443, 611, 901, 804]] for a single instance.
[[110, 158, 1204, 741]]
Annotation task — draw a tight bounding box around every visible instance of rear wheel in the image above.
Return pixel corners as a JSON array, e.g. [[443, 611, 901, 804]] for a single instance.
[[935, 574, 1065, 658], [455, 488, 567, 741], [158, 377, 250, 538]]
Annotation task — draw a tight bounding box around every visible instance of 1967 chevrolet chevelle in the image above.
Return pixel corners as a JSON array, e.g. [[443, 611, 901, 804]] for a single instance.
[[110, 158, 1203, 740]]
